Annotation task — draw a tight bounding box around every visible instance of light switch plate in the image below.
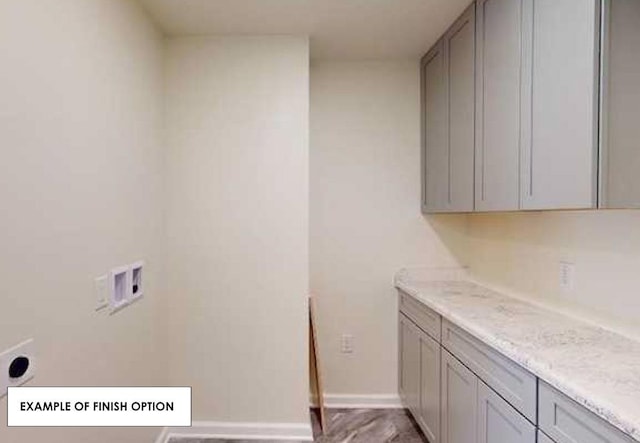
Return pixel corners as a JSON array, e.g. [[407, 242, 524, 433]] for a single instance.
[[0, 339, 36, 398]]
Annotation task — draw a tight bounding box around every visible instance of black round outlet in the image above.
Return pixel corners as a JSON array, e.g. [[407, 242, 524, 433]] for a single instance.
[[9, 356, 29, 379]]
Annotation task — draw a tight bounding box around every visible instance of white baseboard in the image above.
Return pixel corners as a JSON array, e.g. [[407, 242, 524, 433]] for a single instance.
[[157, 421, 313, 442], [156, 395, 403, 442], [311, 393, 403, 409]]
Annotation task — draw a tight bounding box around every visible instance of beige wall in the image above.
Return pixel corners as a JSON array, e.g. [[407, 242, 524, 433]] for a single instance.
[[0, 1, 165, 442], [462, 211, 640, 340], [164, 36, 310, 424], [310, 61, 463, 397]]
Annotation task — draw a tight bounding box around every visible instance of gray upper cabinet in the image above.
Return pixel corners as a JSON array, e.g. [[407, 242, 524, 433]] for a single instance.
[[520, 0, 601, 210], [475, 0, 524, 211], [441, 349, 478, 443], [477, 381, 536, 443], [445, 4, 476, 212], [421, 0, 615, 213], [422, 4, 475, 213], [599, 0, 640, 208], [422, 40, 448, 213]]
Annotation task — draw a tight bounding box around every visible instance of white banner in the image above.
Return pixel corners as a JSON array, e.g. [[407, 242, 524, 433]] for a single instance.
[[7, 387, 191, 427]]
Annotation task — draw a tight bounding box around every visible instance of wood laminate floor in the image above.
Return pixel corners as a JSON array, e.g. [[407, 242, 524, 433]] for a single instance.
[[169, 408, 429, 443]]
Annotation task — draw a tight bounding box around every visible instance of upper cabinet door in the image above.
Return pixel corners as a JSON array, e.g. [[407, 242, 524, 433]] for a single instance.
[[520, 0, 601, 210], [445, 3, 476, 212], [422, 40, 449, 213], [475, 0, 524, 211], [422, 4, 475, 214], [599, 0, 640, 208]]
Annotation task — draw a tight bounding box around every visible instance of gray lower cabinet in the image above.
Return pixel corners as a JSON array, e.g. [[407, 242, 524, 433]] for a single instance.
[[419, 330, 441, 443], [441, 348, 535, 443], [441, 348, 478, 443], [477, 380, 536, 443], [441, 319, 537, 423], [399, 313, 421, 418], [539, 382, 636, 443], [538, 430, 556, 443], [400, 292, 441, 341], [398, 292, 638, 443], [399, 312, 441, 442]]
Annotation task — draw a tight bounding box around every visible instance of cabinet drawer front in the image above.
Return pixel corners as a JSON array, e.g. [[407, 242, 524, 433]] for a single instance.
[[399, 292, 441, 341], [478, 380, 536, 443], [539, 382, 635, 443], [441, 319, 537, 423]]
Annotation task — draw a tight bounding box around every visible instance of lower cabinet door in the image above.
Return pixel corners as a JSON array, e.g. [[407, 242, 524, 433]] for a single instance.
[[477, 380, 535, 443], [418, 330, 441, 443], [399, 314, 421, 417], [441, 348, 478, 443], [538, 430, 556, 443]]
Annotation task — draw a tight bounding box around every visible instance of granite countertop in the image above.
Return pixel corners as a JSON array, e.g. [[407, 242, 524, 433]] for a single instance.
[[394, 267, 640, 442]]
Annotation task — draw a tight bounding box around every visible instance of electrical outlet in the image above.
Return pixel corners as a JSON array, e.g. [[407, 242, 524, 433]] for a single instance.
[[559, 261, 575, 292], [341, 334, 354, 354]]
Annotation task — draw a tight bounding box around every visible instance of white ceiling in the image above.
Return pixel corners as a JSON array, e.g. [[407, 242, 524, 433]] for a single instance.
[[139, 0, 472, 60]]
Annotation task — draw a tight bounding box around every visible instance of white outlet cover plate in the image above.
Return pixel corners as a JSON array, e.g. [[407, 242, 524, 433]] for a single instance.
[[341, 334, 354, 353], [0, 339, 36, 398], [95, 275, 109, 311]]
